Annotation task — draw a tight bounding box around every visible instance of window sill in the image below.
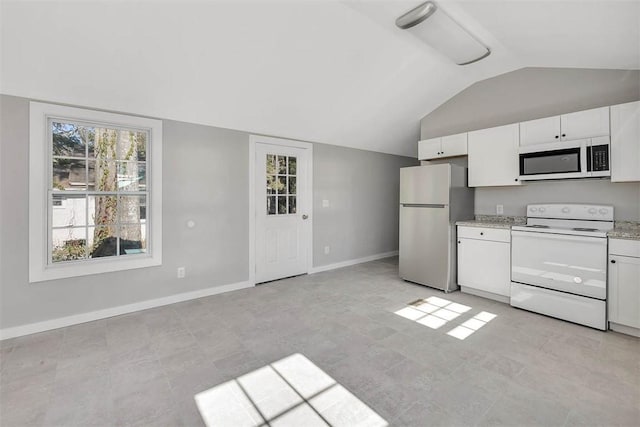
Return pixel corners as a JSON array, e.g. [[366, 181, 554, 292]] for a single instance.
[[29, 254, 162, 283]]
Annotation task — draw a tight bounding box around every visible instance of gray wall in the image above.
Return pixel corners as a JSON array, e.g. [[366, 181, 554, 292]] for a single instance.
[[421, 67, 640, 139], [0, 94, 415, 330], [420, 67, 640, 220], [313, 144, 416, 267], [476, 180, 640, 220]]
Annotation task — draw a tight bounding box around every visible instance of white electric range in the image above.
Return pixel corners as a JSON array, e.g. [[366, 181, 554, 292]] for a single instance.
[[510, 203, 614, 330]]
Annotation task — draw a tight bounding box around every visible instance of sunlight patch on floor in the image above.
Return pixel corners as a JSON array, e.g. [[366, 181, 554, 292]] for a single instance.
[[194, 353, 388, 427], [394, 297, 496, 340]]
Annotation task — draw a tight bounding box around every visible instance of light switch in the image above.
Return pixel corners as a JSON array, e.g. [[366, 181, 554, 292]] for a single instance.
[[496, 204, 504, 215], [322, 199, 330, 208]]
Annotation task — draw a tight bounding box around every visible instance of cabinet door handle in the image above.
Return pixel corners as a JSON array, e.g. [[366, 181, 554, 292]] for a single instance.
[[458, 241, 461, 244], [515, 178, 518, 181], [480, 232, 484, 236], [555, 135, 559, 139], [611, 259, 616, 264], [562, 133, 566, 137]]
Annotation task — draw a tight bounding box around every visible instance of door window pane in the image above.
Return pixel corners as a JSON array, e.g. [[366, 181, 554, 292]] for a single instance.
[[267, 175, 277, 194], [277, 176, 287, 194], [278, 156, 287, 174], [277, 196, 287, 214], [288, 156, 296, 175], [267, 196, 276, 215], [288, 177, 296, 195], [289, 196, 297, 214], [266, 154, 277, 175]]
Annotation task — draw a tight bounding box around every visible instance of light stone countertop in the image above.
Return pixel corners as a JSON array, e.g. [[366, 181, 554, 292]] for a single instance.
[[608, 221, 640, 241], [456, 215, 526, 230]]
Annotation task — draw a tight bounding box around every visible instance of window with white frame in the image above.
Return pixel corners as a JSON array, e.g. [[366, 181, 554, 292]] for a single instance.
[[29, 102, 162, 282]]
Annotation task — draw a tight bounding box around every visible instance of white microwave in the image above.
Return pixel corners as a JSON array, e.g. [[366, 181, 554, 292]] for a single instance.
[[518, 136, 610, 181]]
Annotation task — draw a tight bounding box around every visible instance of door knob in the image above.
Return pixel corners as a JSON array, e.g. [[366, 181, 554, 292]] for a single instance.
[[302, 214, 309, 220]]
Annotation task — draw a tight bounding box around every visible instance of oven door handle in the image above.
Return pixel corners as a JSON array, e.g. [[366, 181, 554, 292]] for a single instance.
[[511, 230, 607, 244]]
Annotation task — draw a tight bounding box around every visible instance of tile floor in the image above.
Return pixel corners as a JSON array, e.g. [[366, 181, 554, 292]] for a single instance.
[[1, 257, 639, 426]]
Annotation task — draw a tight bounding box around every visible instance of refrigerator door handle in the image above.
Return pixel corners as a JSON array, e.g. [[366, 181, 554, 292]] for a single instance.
[[401, 204, 446, 208]]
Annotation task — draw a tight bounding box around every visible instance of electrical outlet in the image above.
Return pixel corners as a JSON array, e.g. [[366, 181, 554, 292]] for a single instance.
[[324, 246, 330, 255], [496, 204, 504, 215], [322, 199, 330, 208], [177, 267, 186, 279]]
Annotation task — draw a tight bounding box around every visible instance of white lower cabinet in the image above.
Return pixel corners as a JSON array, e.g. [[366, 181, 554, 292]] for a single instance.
[[608, 239, 640, 336], [457, 226, 511, 303]]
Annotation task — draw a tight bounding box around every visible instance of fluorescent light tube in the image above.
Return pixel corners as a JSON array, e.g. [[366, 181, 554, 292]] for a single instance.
[[396, 1, 490, 65]]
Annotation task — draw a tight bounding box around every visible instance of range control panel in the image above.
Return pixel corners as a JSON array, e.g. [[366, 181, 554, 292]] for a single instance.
[[526, 204, 614, 221]]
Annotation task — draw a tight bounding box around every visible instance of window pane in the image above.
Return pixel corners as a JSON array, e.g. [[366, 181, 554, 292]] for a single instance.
[[52, 122, 86, 157], [120, 224, 147, 255], [119, 195, 146, 223], [88, 195, 117, 226], [134, 131, 147, 162], [52, 227, 87, 263], [288, 176, 296, 195], [52, 194, 87, 227], [116, 130, 145, 161], [53, 158, 86, 190], [266, 154, 276, 175], [93, 128, 118, 161], [277, 196, 287, 214], [89, 160, 117, 191], [289, 196, 297, 214], [277, 176, 287, 194], [88, 226, 117, 258], [267, 196, 276, 215], [267, 175, 277, 194], [288, 156, 296, 175], [117, 161, 146, 191], [278, 156, 287, 174]]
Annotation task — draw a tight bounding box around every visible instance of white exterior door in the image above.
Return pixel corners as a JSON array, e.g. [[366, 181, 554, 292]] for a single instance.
[[254, 142, 310, 283]]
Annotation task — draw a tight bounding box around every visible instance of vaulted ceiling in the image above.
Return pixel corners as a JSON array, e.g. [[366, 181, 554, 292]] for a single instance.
[[1, 1, 638, 157]]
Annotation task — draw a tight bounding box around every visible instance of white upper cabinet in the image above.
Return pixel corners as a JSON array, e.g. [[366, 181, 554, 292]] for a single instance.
[[441, 133, 468, 157], [468, 124, 521, 187], [610, 101, 640, 182], [417, 137, 441, 160], [520, 116, 561, 146], [418, 133, 467, 160], [519, 106, 610, 147], [560, 106, 610, 141]]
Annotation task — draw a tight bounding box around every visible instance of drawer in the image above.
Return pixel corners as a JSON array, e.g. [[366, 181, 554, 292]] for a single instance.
[[609, 238, 640, 258], [457, 226, 510, 243]]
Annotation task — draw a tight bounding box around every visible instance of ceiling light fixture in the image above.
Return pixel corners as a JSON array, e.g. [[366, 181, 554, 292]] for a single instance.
[[395, 1, 491, 66]]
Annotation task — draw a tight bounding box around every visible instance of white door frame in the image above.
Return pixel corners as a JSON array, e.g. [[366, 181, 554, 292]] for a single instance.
[[249, 135, 313, 285]]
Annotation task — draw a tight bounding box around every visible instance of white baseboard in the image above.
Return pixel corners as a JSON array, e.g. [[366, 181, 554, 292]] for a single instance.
[[309, 251, 398, 274], [0, 280, 253, 341], [609, 322, 640, 338]]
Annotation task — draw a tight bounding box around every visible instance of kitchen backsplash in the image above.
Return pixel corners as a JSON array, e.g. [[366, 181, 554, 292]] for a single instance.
[[475, 179, 640, 221]]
